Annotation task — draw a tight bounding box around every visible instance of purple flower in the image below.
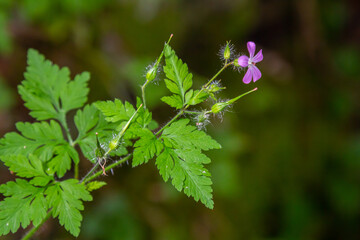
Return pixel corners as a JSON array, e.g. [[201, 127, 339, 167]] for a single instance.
[[238, 41, 263, 84]]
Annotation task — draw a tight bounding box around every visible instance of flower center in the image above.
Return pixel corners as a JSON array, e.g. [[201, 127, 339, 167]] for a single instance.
[[248, 59, 255, 66]]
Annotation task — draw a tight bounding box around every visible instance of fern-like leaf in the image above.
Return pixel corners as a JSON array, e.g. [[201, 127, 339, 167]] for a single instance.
[[0, 179, 47, 235], [0, 121, 78, 178], [45, 179, 92, 237], [155, 119, 221, 209], [19, 49, 89, 121], [161, 44, 193, 109]]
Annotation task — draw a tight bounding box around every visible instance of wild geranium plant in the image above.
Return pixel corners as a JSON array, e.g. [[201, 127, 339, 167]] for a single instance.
[[0, 36, 262, 239]]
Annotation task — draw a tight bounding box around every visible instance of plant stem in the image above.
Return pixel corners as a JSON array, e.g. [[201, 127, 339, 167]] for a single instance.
[[58, 111, 74, 146], [141, 80, 149, 109], [21, 210, 53, 240], [58, 111, 78, 178], [184, 110, 201, 115], [205, 62, 232, 88], [82, 154, 132, 184], [74, 163, 79, 179]]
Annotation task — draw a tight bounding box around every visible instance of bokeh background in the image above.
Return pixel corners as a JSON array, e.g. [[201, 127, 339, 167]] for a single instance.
[[1, 0, 360, 239]]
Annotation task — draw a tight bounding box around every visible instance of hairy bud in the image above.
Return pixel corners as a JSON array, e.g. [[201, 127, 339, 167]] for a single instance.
[[146, 65, 157, 82], [223, 41, 231, 60], [108, 139, 118, 151], [211, 102, 228, 114]]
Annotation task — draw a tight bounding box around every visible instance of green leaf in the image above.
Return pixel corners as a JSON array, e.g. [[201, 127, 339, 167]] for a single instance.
[[59, 72, 90, 112], [162, 44, 193, 108], [161, 95, 183, 109], [134, 97, 152, 129], [187, 90, 209, 105], [48, 144, 79, 178], [132, 129, 163, 167], [155, 148, 214, 209], [46, 179, 92, 237], [0, 154, 53, 186], [0, 179, 47, 235], [155, 147, 175, 182], [162, 119, 221, 150], [0, 120, 63, 159], [18, 49, 89, 121], [94, 99, 135, 123], [86, 181, 107, 192], [74, 104, 100, 140], [154, 119, 221, 208], [0, 120, 78, 177]]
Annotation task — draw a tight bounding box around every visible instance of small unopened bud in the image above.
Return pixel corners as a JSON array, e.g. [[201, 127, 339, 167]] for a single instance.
[[195, 111, 210, 130], [211, 102, 228, 114], [223, 41, 231, 60], [95, 132, 105, 157], [146, 66, 157, 82], [109, 139, 118, 151], [207, 82, 225, 93], [197, 112, 209, 123]]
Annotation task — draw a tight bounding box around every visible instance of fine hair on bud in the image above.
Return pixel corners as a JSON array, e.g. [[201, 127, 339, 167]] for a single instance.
[[144, 61, 162, 84], [218, 41, 236, 63], [194, 111, 211, 131]]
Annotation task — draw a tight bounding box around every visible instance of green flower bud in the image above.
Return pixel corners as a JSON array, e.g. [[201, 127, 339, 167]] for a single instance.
[[197, 112, 208, 123], [146, 66, 157, 82], [208, 82, 225, 93], [211, 102, 229, 114], [223, 41, 231, 60], [108, 139, 118, 151]]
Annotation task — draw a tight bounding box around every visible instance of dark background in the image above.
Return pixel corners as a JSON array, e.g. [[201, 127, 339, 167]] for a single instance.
[[0, 0, 360, 239]]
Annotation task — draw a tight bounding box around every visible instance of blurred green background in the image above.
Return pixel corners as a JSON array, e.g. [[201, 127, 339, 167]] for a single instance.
[[0, 0, 360, 239]]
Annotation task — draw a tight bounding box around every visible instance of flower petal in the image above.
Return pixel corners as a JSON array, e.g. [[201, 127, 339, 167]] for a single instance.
[[238, 55, 249, 67], [242, 68, 252, 84], [250, 65, 262, 82], [247, 41, 256, 58], [252, 49, 263, 63]]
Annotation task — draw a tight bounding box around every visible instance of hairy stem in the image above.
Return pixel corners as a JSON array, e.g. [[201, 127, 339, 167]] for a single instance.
[[184, 110, 201, 115], [21, 210, 53, 240], [141, 80, 149, 109], [82, 154, 132, 184]]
